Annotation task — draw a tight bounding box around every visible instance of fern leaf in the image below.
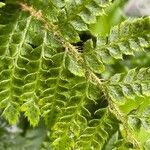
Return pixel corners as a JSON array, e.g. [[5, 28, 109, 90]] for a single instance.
[[66, 55, 84, 77], [39, 51, 86, 128], [57, 0, 111, 42], [83, 40, 105, 74], [21, 100, 40, 127], [106, 68, 150, 103], [51, 81, 101, 149], [97, 17, 150, 62], [0, 4, 59, 126], [75, 109, 119, 150], [0, 6, 33, 124], [18, 0, 111, 43]]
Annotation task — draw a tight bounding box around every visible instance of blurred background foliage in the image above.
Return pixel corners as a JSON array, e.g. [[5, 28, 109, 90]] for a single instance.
[[0, 0, 149, 149], [0, 112, 49, 150]]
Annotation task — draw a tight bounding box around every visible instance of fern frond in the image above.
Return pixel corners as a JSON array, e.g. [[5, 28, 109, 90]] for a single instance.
[[18, 0, 112, 43], [74, 108, 119, 150], [56, 0, 111, 43], [39, 52, 87, 128], [60, 0, 110, 30], [106, 68, 150, 103], [81, 17, 150, 74], [0, 4, 58, 125], [0, 6, 31, 124], [97, 17, 150, 62], [51, 81, 101, 149]]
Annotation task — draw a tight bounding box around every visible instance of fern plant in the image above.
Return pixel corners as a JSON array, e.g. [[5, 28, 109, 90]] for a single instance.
[[0, 0, 150, 149]]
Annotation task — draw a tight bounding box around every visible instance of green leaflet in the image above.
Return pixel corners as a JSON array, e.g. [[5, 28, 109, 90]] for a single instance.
[[66, 55, 84, 77], [84, 40, 105, 74], [0, 4, 63, 126], [51, 82, 91, 148], [2, 102, 20, 124], [84, 53, 105, 74], [86, 81, 101, 101], [21, 100, 40, 127]]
